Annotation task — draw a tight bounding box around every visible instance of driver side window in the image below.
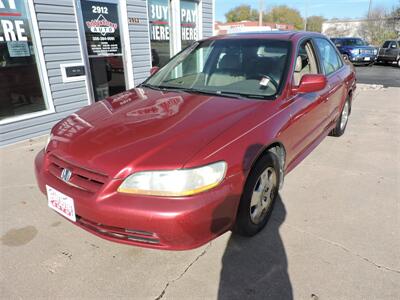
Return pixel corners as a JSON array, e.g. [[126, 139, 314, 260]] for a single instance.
[[293, 40, 319, 86]]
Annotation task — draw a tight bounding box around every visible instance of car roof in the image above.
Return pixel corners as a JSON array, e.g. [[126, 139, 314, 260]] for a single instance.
[[206, 31, 326, 42]]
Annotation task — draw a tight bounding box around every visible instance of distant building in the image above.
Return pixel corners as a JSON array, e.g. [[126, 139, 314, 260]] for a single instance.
[[214, 21, 294, 35], [322, 19, 366, 38], [322, 18, 400, 42]]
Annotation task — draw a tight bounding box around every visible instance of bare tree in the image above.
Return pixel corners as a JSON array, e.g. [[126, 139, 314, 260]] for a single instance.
[[359, 6, 399, 45]]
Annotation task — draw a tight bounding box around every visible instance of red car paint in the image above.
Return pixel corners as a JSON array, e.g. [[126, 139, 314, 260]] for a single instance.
[[35, 32, 356, 250]]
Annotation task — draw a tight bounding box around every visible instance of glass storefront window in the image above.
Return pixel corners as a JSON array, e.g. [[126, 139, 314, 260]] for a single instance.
[[79, 0, 126, 102], [180, 0, 198, 50], [148, 0, 171, 67], [0, 0, 48, 121]]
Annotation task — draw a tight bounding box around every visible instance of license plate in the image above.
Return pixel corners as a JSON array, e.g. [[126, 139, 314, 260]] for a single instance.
[[364, 57, 371, 61], [46, 185, 76, 222]]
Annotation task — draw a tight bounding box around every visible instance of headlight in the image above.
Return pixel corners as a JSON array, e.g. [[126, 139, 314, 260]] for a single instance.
[[374, 49, 378, 55], [44, 134, 52, 152], [350, 49, 360, 55], [118, 161, 227, 196]]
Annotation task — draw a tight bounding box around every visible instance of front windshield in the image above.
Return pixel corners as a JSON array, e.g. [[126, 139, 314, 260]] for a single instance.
[[145, 38, 291, 99], [344, 39, 366, 46]]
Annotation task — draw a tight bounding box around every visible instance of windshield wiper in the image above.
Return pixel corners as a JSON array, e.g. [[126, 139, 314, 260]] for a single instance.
[[214, 91, 268, 100], [163, 87, 249, 99], [139, 83, 163, 91], [141, 85, 268, 100]]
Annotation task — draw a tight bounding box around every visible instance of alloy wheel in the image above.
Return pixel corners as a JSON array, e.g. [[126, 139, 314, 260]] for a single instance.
[[249, 167, 277, 224], [340, 101, 350, 131]]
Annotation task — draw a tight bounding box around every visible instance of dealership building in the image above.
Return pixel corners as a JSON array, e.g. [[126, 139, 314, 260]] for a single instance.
[[0, 0, 214, 146]]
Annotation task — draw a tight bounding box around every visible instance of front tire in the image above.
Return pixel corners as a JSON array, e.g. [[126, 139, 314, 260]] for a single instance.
[[331, 98, 351, 137], [234, 152, 281, 236]]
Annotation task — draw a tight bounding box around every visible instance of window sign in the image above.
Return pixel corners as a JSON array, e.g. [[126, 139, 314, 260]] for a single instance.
[[180, 0, 198, 49], [81, 0, 122, 57], [148, 0, 170, 41], [79, 0, 126, 102], [148, 0, 170, 67], [0, 0, 48, 121], [7, 40, 29, 57]]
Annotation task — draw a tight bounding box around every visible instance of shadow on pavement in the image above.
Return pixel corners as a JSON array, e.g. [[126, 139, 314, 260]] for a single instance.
[[218, 195, 293, 300]]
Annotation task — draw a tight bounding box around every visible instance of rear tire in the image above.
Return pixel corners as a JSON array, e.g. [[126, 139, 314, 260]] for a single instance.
[[331, 98, 351, 137], [234, 152, 281, 236]]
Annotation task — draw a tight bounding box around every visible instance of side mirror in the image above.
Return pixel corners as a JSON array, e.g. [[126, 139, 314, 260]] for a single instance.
[[342, 54, 349, 61], [293, 74, 327, 94], [150, 66, 160, 75]]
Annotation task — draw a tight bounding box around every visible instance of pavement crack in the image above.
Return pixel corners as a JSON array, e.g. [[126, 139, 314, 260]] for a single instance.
[[154, 242, 212, 300], [284, 222, 400, 275]]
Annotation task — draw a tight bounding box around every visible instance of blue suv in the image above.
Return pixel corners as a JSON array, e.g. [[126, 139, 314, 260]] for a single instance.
[[331, 37, 378, 65]]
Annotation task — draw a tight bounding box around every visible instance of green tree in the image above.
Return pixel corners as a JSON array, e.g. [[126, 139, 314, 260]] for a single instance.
[[264, 5, 304, 30], [306, 16, 325, 32], [225, 5, 258, 22]]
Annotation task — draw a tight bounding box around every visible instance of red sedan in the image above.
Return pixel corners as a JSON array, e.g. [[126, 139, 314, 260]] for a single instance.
[[35, 31, 356, 250]]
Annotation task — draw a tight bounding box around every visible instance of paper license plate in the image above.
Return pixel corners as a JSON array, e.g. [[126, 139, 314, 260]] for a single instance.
[[46, 185, 76, 222], [364, 57, 371, 61]]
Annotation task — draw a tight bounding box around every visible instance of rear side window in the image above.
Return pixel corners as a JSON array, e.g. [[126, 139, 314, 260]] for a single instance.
[[314, 38, 343, 75]]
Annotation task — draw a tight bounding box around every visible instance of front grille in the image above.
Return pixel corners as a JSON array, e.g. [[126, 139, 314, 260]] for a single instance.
[[361, 49, 374, 55], [48, 154, 108, 194], [77, 216, 160, 245]]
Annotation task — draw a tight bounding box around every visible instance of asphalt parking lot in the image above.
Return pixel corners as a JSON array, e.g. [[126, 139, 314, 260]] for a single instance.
[[1, 85, 400, 299], [355, 64, 400, 87]]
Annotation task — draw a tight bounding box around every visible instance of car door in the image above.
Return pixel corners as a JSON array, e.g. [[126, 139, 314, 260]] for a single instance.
[[314, 38, 345, 128], [283, 39, 328, 161], [387, 41, 399, 60], [379, 41, 390, 58]]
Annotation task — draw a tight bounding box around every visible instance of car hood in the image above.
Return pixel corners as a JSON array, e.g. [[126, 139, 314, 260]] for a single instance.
[[48, 87, 264, 178]]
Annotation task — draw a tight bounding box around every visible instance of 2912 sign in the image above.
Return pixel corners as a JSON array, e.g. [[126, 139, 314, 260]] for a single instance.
[[92, 5, 108, 14]]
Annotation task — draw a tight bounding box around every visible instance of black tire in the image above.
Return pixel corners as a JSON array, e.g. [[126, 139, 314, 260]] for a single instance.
[[234, 152, 281, 236], [331, 97, 351, 137]]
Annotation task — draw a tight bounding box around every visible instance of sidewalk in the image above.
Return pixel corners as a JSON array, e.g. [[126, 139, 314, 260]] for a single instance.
[[1, 87, 399, 299]]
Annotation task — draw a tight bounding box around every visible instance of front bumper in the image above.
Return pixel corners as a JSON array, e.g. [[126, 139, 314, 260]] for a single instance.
[[349, 54, 377, 64], [34, 150, 243, 250]]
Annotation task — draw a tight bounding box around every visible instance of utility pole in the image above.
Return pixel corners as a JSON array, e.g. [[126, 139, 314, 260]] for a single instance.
[[304, 0, 308, 31], [259, 0, 263, 27], [367, 0, 372, 19]]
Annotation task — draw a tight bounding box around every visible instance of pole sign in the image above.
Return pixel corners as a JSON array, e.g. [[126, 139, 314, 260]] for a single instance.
[[81, 0, 122, 57]]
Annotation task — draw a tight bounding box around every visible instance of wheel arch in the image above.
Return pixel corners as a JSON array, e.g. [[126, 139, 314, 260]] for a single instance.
[[347, 88, 354, 114], [246, 141, 287, 190]]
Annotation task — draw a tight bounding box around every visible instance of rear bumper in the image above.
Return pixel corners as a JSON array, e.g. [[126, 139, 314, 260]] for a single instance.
[[35, 150, 243, 250]]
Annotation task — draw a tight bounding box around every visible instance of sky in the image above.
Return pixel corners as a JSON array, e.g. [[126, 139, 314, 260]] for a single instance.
[[215, 0, 399, 21]]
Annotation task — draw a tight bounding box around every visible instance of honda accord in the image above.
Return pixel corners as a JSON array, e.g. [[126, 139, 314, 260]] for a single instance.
[[35, 31, 356, 250]]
